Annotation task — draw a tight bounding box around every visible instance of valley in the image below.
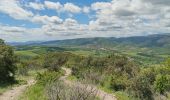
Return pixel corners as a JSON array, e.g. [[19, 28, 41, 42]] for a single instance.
[[1, 34, 170, 100], [1, 0, 170, 99]]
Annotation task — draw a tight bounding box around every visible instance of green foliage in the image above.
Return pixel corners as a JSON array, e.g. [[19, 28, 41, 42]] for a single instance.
[[20, 71, 62, 100], [12, 43, 170, 100], [0, 40, 17, 82], [154, 74, 170, 94], [15, 50, 38, 60], [115, 91, 138, 100], [19, 83, 47, 100], [43, 52, 72, 71], [67, 75, 77, 81], [128, 60, 170, 100], [17, 62, 29, 76], [130, 74, 153, 100], [36, 71, 61, 85], [110, 75, 128, 91], [65, 52, 170, 100], [164, 58, 170, 67]]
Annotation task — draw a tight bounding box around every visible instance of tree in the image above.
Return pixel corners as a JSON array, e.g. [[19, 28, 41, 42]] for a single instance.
[[0, 39, 17, 82]]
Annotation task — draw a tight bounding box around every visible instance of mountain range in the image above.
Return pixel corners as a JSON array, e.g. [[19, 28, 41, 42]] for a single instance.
[[9, 33, 170, 48]]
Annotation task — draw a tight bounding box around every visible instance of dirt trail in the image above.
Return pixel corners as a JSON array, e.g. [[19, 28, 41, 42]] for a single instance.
[[61, 67, 117, 100], [0, 79, 35, 100]]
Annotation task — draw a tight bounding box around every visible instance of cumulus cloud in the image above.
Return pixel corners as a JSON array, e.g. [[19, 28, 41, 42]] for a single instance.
[[0, 0, 33, 20], [64, 3, 81, 13], [0, 25, 49, 42], [44, 1, 62, 11], [91, 2, 111, 10], [31, 15, 63, 24], [28, 2, 44, 10], [88, 0, 170, 36], [83, 6, 90, 13], [64, 18, 78, 26], [1, 26, 26, 33], [44, 1, 82, 13]]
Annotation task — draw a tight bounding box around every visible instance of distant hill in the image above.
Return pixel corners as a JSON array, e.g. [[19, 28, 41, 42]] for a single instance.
[[7, 41, 43, 46], [9, 33, 170, 48]]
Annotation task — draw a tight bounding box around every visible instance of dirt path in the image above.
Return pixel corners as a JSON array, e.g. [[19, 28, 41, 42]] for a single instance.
[[61, 67, 117, 100], [0, 79, 35, 100]]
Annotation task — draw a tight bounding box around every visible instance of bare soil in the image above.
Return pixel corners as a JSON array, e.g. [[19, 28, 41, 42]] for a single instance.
[[0, 79, 35, 100]]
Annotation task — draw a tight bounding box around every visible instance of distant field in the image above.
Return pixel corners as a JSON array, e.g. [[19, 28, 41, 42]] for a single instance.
[[15, 46, 113, 57], [14, 45, 170, 65], [15, 50, 38, 57]]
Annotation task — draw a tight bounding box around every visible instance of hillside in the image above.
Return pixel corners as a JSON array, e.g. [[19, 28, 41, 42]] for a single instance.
[[11, 33, 170, 65], [11, 34, 170, 48]]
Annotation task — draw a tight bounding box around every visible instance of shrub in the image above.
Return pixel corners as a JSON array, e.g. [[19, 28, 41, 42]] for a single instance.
[[110, 75, 127, 91], [17, 62, 29, 76], [0, 40, 17, 83], [130, 75, 153, 100], [43, 52, 71, 71], [36, 71, 61, 85], [154, 74, 170, 94], [46, 81, 98, 100]]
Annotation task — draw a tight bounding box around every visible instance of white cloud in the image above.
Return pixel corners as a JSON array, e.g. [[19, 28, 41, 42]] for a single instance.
[[28, 2, 44, 10], [31, 15, 63, 24], [88, 0, 170, 36], [0, 0, 33, 20], [83, 6, 90, 13], [0, 25, 50, 42], [64, 18, 78, 26], [64, 3, 81, 13], [1, 26, 26, 33], [44, 1, 62, 11], [91, 2, 111, 10], [44, 1, 82, 14]]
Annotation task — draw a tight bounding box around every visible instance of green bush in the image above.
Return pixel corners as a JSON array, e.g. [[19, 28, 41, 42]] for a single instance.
[[36, 71, 61, 85], [110, 75, 128, 91], [17, 62, 29, 76], [20, 71, 62, 100], [43, 52, 71, 71], [130, 75, 153, 100], [0, 39, 17, 83], [154, 74, 170, 94]]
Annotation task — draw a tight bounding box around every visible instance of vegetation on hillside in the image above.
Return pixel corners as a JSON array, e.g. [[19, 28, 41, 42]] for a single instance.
[[1, 38, 170, 100], [39, 51, 170, 100]]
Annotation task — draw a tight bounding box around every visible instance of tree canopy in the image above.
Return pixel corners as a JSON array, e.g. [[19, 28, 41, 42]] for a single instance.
[[0, 39, 17, 82]]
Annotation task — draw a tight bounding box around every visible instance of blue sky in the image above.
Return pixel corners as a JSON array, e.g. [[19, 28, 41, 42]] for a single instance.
[[0, 0, 170, 42]]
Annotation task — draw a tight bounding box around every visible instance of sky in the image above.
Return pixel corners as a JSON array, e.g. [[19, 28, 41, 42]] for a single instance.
[[0, 0, 170, 42]]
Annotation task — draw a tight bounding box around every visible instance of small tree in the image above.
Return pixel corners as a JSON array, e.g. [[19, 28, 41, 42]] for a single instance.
[[0, 39, 5, 45], [0, 39, 17, 82]]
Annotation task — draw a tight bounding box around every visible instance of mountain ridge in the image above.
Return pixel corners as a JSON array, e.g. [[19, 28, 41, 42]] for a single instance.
[[8, 33, 170, 48]]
